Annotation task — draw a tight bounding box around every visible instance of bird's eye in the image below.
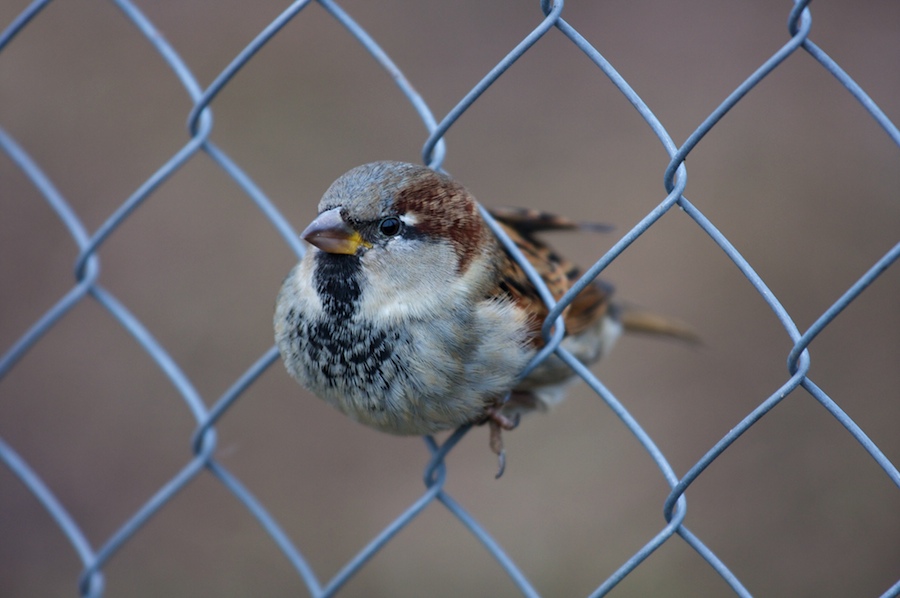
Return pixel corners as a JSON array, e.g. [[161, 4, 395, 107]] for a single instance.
[[378, 216, 402, 237]]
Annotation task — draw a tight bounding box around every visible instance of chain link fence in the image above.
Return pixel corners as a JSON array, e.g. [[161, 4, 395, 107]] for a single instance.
[[2, 1, 899, 596]]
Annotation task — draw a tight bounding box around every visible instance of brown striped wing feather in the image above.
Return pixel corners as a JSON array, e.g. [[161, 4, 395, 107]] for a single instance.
[[487, 207, 611, 346]]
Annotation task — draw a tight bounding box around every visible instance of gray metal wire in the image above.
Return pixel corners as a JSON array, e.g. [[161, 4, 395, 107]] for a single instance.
[[1, 0, 898, 596]]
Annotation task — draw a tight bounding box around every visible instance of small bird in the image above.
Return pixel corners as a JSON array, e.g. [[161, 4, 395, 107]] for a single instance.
[[274, 161, 694, 474]]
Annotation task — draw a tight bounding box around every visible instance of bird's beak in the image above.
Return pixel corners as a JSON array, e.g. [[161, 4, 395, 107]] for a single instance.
[[301, 207, 371, 255]]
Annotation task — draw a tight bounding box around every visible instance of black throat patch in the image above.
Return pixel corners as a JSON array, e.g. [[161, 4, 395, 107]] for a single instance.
[[313, 252, 363, 320]]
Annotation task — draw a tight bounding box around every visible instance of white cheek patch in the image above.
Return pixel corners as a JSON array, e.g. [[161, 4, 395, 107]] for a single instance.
[[357, 239, 467, 323], [293, 255, 325, 313]]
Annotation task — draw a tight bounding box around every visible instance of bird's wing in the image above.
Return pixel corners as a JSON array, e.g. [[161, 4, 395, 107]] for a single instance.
[[487, 208, 611, 345]]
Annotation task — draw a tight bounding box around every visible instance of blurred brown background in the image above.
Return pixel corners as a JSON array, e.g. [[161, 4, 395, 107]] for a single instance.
[[2, 1, 899, 596]]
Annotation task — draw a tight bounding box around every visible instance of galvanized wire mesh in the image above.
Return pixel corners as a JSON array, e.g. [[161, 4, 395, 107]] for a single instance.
[[2, 0, 899, 596]]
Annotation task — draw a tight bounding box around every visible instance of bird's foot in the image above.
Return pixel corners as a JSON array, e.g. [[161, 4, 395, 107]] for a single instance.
[[484, 407, 520, 479]]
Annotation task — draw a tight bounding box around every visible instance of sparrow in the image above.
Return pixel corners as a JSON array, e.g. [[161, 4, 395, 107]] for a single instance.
[[274, 161, 695, 474]]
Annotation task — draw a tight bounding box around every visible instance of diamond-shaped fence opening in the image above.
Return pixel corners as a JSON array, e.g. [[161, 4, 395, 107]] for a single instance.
[[2, 1, 899, 597]]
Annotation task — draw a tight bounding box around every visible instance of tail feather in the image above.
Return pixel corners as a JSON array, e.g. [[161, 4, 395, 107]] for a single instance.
[[614, 303, 700, 344]]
